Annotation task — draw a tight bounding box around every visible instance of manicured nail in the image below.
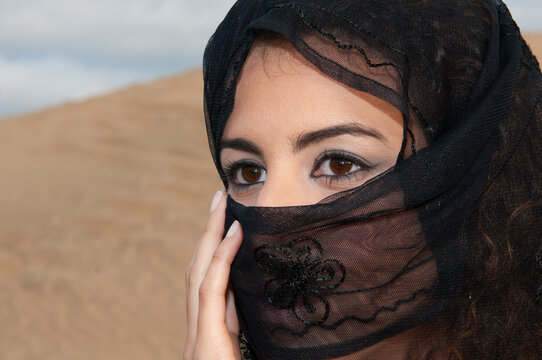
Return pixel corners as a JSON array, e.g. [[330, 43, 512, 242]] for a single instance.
[[225, 221, 240, 238], [210, 190, 223, 212]]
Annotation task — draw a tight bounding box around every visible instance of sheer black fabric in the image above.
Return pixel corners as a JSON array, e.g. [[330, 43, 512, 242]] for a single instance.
[[203, 1, 542, 359]]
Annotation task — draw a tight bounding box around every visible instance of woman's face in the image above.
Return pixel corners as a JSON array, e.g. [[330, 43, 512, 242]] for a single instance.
[[220, 42, 404, 206]]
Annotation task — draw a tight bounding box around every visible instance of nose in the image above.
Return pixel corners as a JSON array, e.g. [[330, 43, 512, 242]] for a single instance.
[[254, 170, 317, 207]]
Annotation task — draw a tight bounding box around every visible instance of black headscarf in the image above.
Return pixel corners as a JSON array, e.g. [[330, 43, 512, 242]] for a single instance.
[[203, 1, 542, 359]]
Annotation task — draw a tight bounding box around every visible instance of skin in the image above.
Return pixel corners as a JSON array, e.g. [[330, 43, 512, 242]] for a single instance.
[[184, 41, 404, 359]]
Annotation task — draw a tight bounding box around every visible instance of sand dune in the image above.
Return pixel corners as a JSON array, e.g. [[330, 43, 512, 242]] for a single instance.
[[0, 35, 541, 360], [0, 70, 222, 360]]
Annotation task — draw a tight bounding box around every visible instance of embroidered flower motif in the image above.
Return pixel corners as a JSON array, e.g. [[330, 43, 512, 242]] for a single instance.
[[254, 236, 346, 325]]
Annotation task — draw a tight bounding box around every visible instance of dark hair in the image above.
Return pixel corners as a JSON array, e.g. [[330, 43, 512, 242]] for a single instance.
[[406, 51, 542, 358]]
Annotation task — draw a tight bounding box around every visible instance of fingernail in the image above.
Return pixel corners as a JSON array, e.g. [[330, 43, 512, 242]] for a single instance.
[[225, 221, 240, 238], [210, 190, 223, 212]]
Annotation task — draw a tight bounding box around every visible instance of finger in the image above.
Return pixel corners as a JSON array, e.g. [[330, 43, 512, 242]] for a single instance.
[[197, 221, 243, 351], [188, 190, 227, 278], [185, 190, 227, 359], [225, 283, 240, 351]]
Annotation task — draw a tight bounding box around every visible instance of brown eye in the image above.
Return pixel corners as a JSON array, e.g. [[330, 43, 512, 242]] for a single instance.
[[237, 165, 265, 184], [312, 152, 366, 179], [329, 159, 353, 175]]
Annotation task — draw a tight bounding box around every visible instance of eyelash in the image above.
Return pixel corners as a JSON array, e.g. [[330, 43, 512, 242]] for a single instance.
[[222, 159, 265, 191], [311, 150, 372, 185], [222, 150, 373, 190]]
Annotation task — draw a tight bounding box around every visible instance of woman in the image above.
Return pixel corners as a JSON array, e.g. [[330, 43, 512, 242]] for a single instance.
[[185, 0, 542, 359]]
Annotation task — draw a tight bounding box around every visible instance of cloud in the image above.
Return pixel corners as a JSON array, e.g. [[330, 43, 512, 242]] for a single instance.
[[0, 0, 235, 69], [0, 0, 235, 117], [0, 55, 140, 117]]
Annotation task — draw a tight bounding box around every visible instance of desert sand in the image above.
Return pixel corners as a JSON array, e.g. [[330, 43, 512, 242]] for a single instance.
[[0, 70, 222, 360], [0, 35, 541, 360]]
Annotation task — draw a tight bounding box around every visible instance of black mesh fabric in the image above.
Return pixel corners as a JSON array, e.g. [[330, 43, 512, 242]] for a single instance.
[[202, 1, 542, 359]]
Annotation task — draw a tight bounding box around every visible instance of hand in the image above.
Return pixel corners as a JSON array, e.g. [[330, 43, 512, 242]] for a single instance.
[[184, 191, 243, 360]]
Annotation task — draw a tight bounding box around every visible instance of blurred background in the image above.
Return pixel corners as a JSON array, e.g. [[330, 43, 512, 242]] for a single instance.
[[0, 0, 236, 118], [0, 1, 540, 359]]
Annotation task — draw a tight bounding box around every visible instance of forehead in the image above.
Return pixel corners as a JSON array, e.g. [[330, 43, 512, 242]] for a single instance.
[[222, 41, 403, 145]]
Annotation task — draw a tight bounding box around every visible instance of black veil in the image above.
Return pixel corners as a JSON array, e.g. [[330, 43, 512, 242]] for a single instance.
[[202, 1, 542, 359]]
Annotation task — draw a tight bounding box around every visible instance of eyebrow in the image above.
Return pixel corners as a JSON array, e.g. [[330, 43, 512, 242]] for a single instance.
[[219, 122, 386, 156], [220, 138, 263, 156], [291, 123, 385, 152]]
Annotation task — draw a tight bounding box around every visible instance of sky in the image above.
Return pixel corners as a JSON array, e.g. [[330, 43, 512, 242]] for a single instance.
[[0, 0, 540, 118]]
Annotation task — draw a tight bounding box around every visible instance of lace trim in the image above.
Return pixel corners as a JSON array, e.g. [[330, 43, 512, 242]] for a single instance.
[[273, 2, 432, 136], [269, 287, 433, 337]]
